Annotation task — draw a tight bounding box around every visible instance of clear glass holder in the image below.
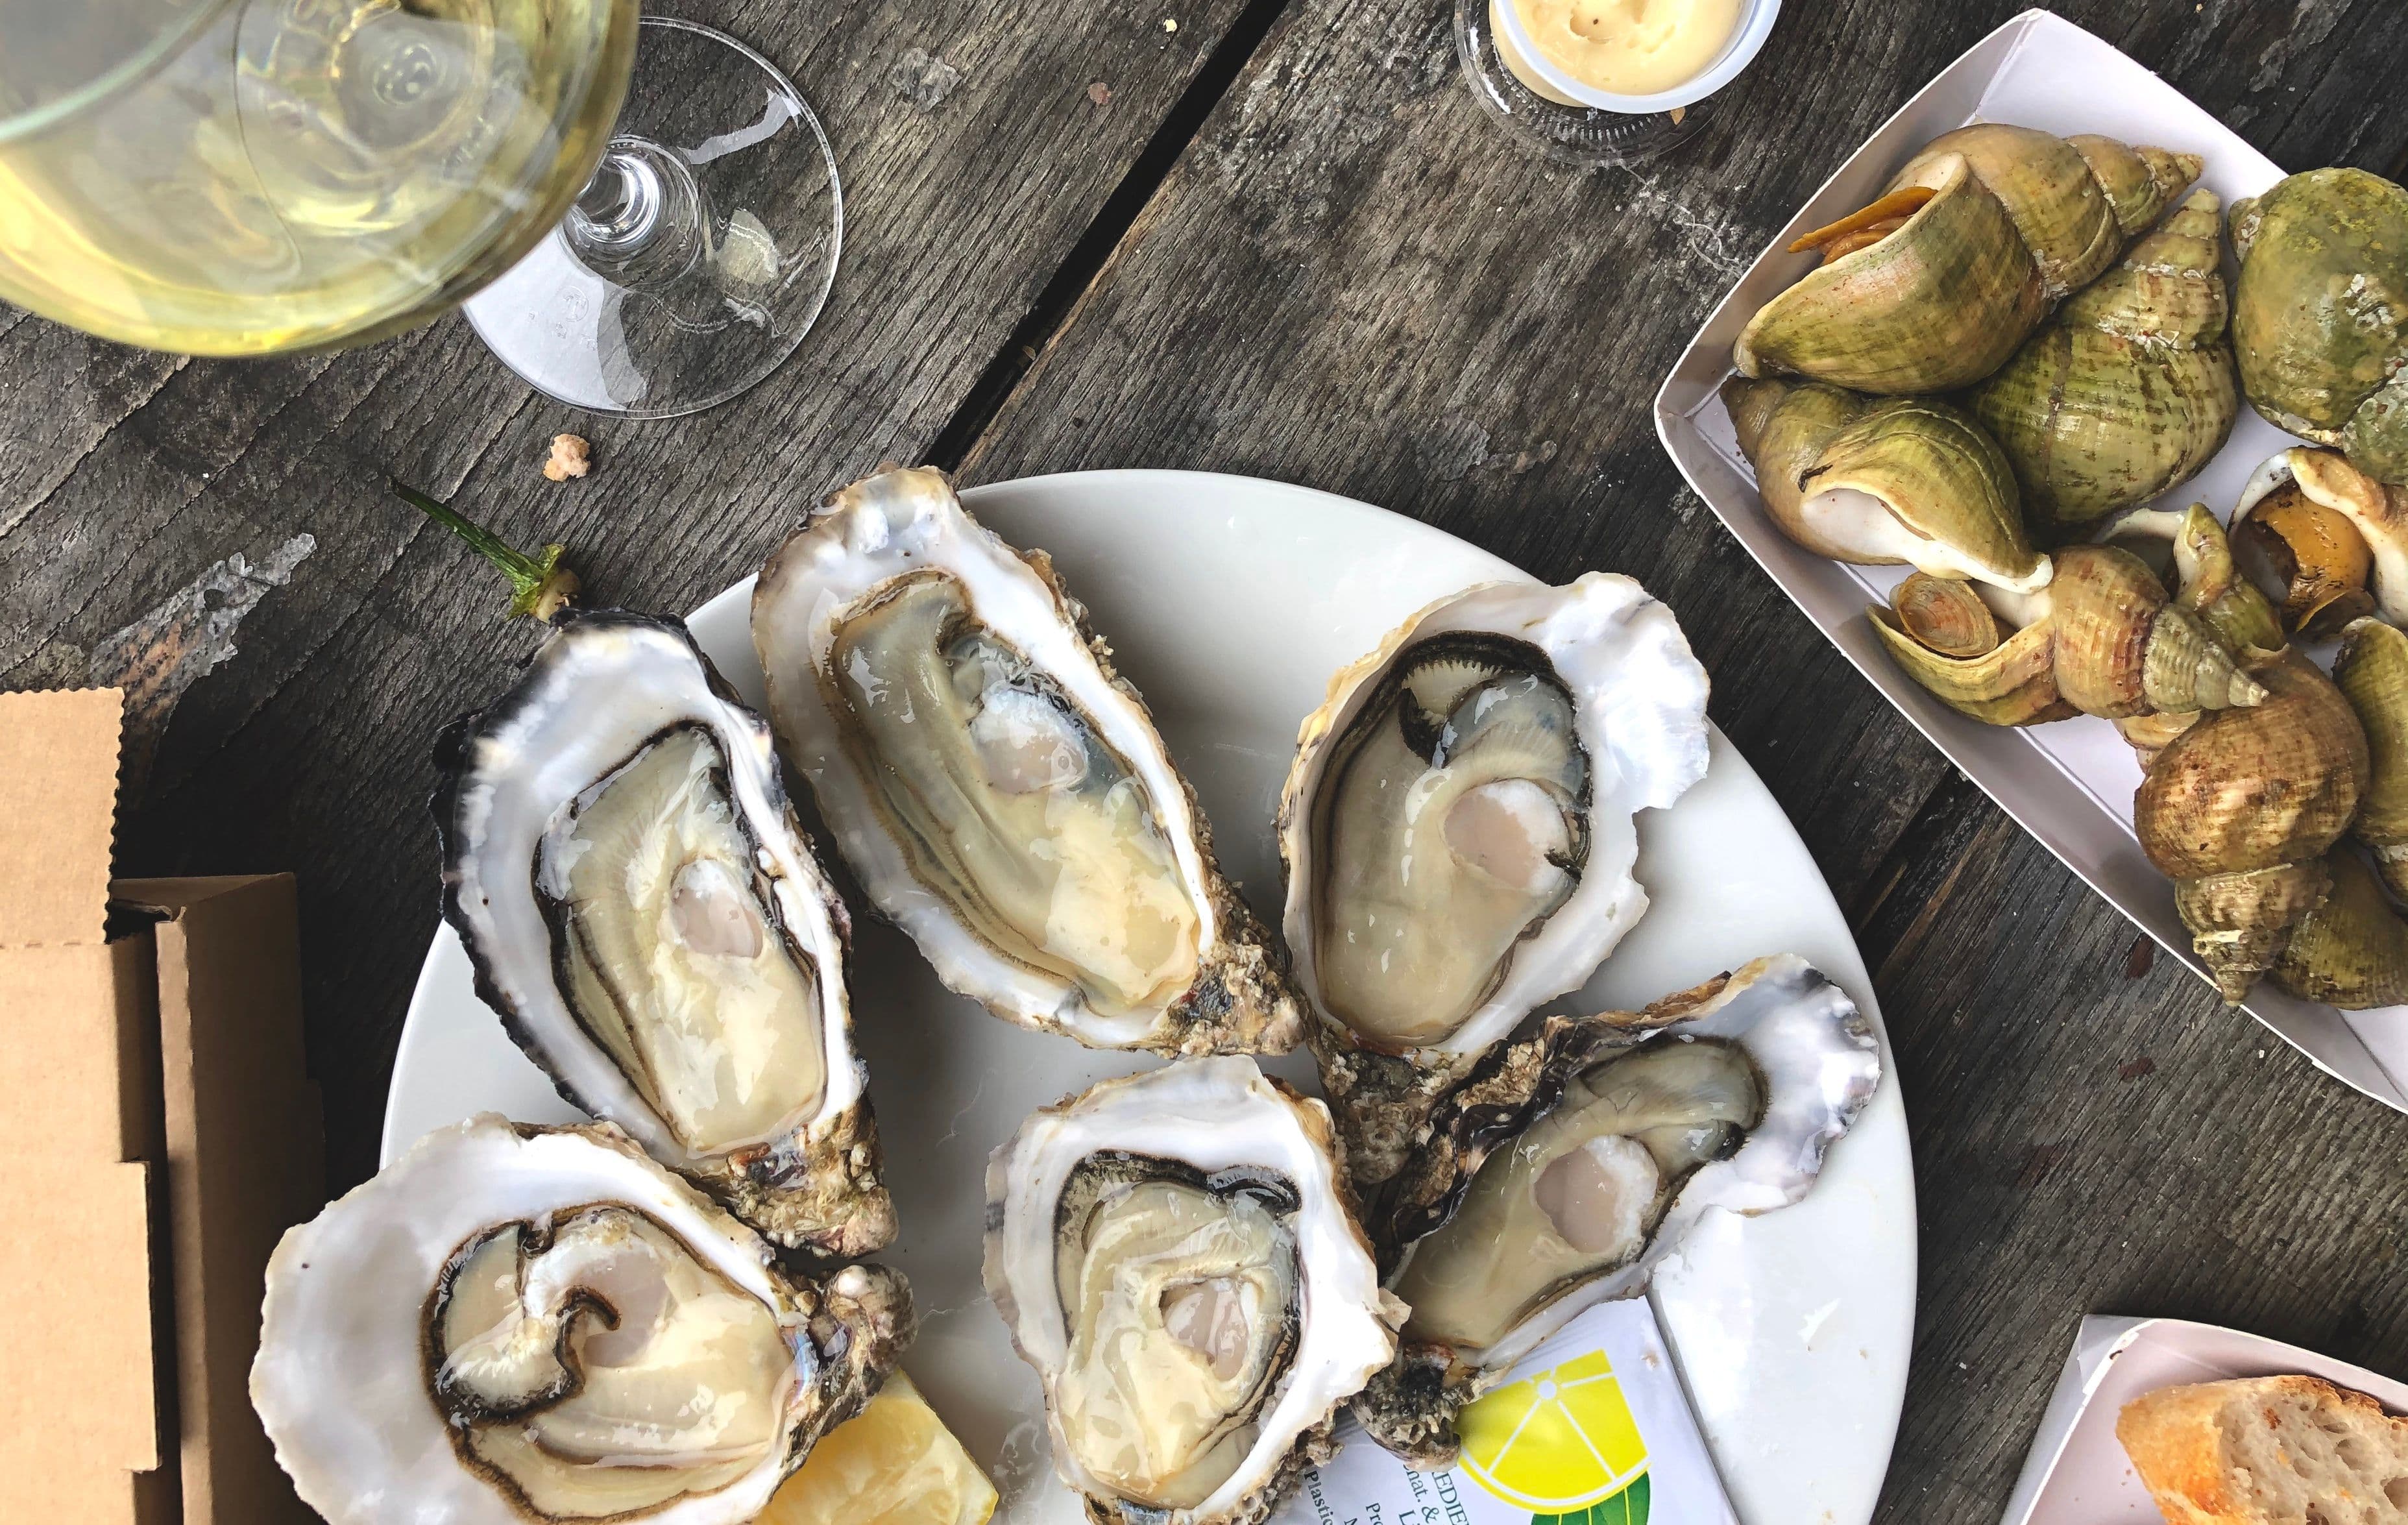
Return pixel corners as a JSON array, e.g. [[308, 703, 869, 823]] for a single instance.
[[1453, 0, 1707, 169], [466, 17, 841, 419]]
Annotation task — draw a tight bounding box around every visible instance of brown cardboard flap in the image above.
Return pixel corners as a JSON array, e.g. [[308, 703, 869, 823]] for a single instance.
[[126, 873, 321, 1525], [0, 1158, 157, 1471], [0, 939, 157, 1165], [0, 689, 123, 947]]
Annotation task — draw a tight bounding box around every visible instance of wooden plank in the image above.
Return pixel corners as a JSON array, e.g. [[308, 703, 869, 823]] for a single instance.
[[951, 0, 2408, 1517], [0, 0, 1263, 1188]]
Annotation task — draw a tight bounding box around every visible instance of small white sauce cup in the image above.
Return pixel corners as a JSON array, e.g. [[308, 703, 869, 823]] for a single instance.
[[1489, 0, 1781, 112]]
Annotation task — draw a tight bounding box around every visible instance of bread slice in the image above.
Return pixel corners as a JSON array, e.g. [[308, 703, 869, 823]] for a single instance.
[[2117, 1374, 2408, 1524]]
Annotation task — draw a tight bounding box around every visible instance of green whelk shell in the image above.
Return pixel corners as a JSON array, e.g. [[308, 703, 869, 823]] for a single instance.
[[1736, 127, 2201, 396], [1722, 375, 2047, 592], [2333, 616, 2408, 903], [1969, 190, 2239, 536], [2231, 167, 2408, 486]]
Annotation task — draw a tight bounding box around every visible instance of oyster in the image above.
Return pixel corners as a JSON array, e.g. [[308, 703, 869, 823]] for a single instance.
[[2231, 168, 2408, 485], [1723, 376, 2049, 591], [1734, 127, 2200, 395], [1968, 189, 2239, 536], [984, 1058, 1401, 1525], [250, 1116, 911, 1525], [1276, 576, 1711, 1186], [1354, 956, 1879, 1467], [434, 613, 891, 1258], [751, 466, 1301, 1056]]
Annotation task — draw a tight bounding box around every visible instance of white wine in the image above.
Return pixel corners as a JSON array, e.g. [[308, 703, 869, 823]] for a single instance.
[[0, 0, 640, 356]]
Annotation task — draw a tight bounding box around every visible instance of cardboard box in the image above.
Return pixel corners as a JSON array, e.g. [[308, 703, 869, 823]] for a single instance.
[[1653, 8, 2408, 1113], [1999, 1316, 2408, 1522], [0, 688, 322, 1525]]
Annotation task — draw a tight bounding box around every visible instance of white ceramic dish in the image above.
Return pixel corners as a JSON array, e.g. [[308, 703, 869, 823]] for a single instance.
[[2000, 1316, 2408, 1524], [1490, 0, 1781, 114], [383, 469, 1917, 1524], [1653, 8, 2408, 1113]]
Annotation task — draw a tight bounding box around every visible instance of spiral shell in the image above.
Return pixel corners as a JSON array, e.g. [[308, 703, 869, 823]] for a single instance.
[[2333, 616, 2408, 902], [1722, 376, 2047, 592], [2231, 168, 2408, 486], [1735, 128, 2200, 395], [1969, 189, 2239, 536], [2271, 849, 2408, 1010], [2135, 650, 2370, 1003]]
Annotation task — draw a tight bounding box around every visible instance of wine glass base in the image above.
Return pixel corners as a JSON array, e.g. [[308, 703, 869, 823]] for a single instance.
[[466, 18, 841, 419], [1453, 0, 1705, 168]]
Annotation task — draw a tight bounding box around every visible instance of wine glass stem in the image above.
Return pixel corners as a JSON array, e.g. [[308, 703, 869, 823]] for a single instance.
[[567, 140, 705, 287]]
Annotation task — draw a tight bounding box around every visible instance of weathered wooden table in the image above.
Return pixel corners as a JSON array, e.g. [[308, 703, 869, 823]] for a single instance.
[[6, 0, 2405, 1515]]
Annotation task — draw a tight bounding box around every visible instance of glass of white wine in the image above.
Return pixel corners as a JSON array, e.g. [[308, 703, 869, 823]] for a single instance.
[[0, 1, 842, 417]]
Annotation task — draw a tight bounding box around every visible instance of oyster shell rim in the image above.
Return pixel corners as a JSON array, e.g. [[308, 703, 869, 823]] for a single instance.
[[981, 1056, 1402, 1525], [431, 609, 890, 1257], [750, 463, 1303, 1058], [1351, 955, 1881, 1469], [249, 1114, 913, 1525]]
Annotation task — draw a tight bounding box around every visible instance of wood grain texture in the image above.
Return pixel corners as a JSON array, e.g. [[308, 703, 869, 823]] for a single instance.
[[6, 0, 2408, 1519], [0, 0, 1258, 1188], [951, 0, 2408, 1517]]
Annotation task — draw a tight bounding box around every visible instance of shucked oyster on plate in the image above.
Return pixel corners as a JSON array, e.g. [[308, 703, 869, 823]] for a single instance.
[[434, 611, 892, 1258], [250, 1115, 911, 1525], [984, 1057, 1402, 1525], [751, 465, 1302, 1056], [1353, 955, 1880, 1469], [1277, 574, 1711, 1185]]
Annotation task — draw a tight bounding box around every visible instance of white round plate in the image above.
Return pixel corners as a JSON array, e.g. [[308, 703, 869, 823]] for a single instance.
[[385, 470, 1916, 1524]]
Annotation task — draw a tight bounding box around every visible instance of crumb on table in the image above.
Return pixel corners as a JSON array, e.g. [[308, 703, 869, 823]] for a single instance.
[[543, 433, 592, 482]]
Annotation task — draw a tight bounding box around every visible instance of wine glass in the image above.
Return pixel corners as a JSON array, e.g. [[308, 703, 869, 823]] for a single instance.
[[0, 1, 842, 418]]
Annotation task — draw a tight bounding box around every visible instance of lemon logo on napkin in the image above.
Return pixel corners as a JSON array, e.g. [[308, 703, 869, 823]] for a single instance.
[[1457, 1348, 1652, 1522]]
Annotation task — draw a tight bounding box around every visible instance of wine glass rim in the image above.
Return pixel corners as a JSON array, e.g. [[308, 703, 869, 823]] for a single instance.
[[0, 0, 244, 146]]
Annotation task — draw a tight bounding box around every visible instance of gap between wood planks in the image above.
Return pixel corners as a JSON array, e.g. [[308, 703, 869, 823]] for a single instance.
[[923, 0, 1294, 470]]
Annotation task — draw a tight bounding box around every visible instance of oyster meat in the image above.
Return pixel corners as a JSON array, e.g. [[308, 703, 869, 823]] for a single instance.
[[984, 1058, 1401, 1525], [752, 466, 1302, 1056], [250, 1116, 911, 1525], [435, 612, 890, 1258], [1354, 956, 1880, 1467], [1277, 576, 1711, 1186]]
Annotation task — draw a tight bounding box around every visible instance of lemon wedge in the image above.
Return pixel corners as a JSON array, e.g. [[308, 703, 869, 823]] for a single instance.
[[1457, 1348, 1651, 1515], [759, 1373, 997, 1525]]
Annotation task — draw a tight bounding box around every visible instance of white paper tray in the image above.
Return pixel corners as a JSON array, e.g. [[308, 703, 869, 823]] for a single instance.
[[2000, 1315, 2408, 1522], [1653, 7, 2408, 1113]]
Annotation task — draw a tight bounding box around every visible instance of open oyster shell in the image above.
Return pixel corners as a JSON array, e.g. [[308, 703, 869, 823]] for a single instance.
[[751, 466, 1302, 1056], [984, 1058, 1402, 1525], [1351, 956, 1879, 1469], [250, 1116, 911, 1525], [433, 612, 891, 1258], [1276, 576, 1710, 1187]]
